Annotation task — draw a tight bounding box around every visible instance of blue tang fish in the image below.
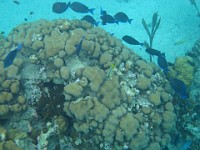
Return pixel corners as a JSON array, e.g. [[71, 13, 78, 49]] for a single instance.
[[81, 15, 99, 26], [114, 12, 133, 24], [4, 43, 22, 68], [122, 35, 143, 46], [145, 48, 163, 56], [76, 36, 84, 56], [170, 78, 188, 100], [100, 14, 117, 25], [52, 2, 71, 14], [157, 54, 169, 73], [69, 2, 94, 15], [100, 8, 117, 25]]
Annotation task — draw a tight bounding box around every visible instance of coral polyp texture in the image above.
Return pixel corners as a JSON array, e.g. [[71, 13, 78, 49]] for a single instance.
[[0, 19, 176, 149]]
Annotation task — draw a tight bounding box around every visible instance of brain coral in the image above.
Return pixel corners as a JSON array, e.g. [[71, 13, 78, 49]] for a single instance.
[[0, 19, 177, 150]]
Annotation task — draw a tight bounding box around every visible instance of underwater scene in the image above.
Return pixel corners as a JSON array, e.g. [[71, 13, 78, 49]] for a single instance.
[[0, 0, 200, 150]]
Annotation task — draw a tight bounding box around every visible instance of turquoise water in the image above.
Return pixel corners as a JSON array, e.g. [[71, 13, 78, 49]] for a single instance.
[[0, 0, 200, 150], [1, 0, 200, 62]]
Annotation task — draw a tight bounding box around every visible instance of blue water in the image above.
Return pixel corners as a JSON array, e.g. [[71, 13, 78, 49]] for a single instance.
[[1, 0, 200, 62]]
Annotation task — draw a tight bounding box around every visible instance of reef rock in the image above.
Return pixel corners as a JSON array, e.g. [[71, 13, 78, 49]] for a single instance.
[[0, 19, 178, 150]]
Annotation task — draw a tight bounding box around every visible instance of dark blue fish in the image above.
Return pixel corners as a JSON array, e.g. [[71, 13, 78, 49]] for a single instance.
[[76, 36, 84, 56], [145, 48, 163, 56], [157, 54, 169, 73], [100, 8, 117, 25], [52, 2, 70, 14], [4, 43, 22, 68], [122, 35, 143, 46], [114, 12, 133, 24], [81, 15, 99, 26], [100, 14, 117, 25], [170, 78, 188, 100], [69, 2, 94, 14]]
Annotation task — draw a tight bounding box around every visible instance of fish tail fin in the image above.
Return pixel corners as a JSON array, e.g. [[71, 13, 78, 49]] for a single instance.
[[128, 19, 133, 24], [95, 22, 99, 26], [140, 43, 144, 47], [89, 8, 95, 15], [4, 55, 13, 68]]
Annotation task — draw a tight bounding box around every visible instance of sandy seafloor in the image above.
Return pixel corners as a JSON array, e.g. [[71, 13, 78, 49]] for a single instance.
[[0, 0, 200, 63]]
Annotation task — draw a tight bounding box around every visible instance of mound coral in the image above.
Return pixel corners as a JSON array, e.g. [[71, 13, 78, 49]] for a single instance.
[[0, 19, 178, 150], [174, 56, 194, 86]]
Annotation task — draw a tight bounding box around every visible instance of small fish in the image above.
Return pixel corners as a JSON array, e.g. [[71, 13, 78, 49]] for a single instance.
[[110, 33, 115, 36], [81, 15, 99, 26], [4, 43, 22, 68], [69, 2, 94, 14], [76, 36, 85, 56], [100, 14, 117, 25], [13, 0, 20, 5], [174, 39, 186, 46], [52, 2, 70, 14], [170, 78, 188, 100], [114, 12, 133, 24], [100, 8, 117, 25], [122, 35, 143, 46], [29, 11, 34, 15], [157, 54, 169, 73], [145, 48, 163, 56]]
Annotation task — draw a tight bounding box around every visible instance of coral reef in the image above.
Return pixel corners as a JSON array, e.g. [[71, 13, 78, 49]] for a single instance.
[[0, 80, 27, 119], [177, 39, 200, 144], [0, 19, 179, 149], [172, 56, 194, 86], [0, 140, 22, 150], [187, 38, 200, 102], [163, 38, 200, 150]]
